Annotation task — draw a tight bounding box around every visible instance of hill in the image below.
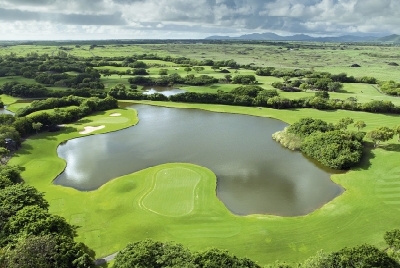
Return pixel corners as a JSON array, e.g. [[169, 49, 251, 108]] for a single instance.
[[205, 32, 377, 42], [378, 34, 400, 43]]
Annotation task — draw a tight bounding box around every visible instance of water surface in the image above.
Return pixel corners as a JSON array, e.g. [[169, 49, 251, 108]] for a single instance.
[[55, 105, 343, 216], [142, 86, 185, 97]]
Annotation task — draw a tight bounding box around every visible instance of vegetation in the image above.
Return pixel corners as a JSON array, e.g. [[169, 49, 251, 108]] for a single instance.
[[273, 117, 365, 169], [2, 41, 400, 266], [113, 239, 260, 268]]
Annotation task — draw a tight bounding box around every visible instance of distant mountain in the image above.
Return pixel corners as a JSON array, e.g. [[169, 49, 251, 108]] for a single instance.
[[377, 34, 400, 43], [205, 32, 377, 42]]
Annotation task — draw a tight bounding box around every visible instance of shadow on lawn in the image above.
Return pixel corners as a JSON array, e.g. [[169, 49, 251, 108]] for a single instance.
[[381, 143, 400, 152], [13, 143, 33, 156], [354, 141, 375, 170], [73, 119, 91, 125]]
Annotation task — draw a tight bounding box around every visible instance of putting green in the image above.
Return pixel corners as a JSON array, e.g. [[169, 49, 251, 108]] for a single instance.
[[141, 168, 201, 217]]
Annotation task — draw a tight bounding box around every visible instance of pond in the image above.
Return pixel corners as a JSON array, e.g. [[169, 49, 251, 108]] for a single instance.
[[142, 86, 185, 97], [55, 105, 343, 216], [0, 107, 14, 115]]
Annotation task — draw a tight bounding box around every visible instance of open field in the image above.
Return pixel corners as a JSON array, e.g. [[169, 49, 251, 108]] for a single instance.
[[8, 100, 400, 265], [2, 43, 400, 82]]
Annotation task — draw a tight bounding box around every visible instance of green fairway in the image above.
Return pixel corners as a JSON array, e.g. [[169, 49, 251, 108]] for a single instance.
[[8, 100, 400, 266], [279, 83, 400, 105], [0, 94, 20, 105], [6, 102, 30, 113]]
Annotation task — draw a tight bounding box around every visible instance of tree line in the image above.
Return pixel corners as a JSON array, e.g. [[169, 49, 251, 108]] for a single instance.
[[0, 159, 95, 267], [110, 233, 400, 268], [109, 84, 400, 115]]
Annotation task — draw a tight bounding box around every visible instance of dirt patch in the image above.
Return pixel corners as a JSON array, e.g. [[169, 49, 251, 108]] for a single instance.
[[110, 113, 121, 117]]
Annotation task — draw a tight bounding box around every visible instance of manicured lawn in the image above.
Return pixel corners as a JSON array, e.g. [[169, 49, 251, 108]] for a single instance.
[[280, 83, 400, 105], [0, 94, 20, 105], [9, 100, 400, 266], [6, 102, 30, 113], [0, 76, 39, 85], [141, 167, 202, 217]]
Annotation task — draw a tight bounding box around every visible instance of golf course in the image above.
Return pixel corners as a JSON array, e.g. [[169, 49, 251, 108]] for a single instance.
[[2, 41, 400, 266]]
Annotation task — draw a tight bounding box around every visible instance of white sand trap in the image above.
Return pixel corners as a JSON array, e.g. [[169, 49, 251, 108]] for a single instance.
[[79, 125, 105, 134], [109, 113, 121, 117]]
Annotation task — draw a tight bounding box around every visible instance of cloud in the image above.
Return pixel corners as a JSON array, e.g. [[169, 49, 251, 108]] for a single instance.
[[0, 0, 399, 39], [0, 8, 126, 25]]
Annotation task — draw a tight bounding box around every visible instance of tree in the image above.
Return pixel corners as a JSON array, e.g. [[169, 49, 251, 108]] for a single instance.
[[32, 122, 43, 134], [336, 117, 354, 130], [301, 245, 399, 268], [224, 74, 232, 83], [184, 67, 192, 74], [0, 147, 9, 165], [0, 176, 12, 189], [354, 120, 367, 131], [394, 125, 400, 141], [301, 130, 364, 169], [0, 165, 22, 184], [299, 83, 309, 91], [4, 205, 76, 240], [325, 244, 399, 268], [158, 69, 168, 75], [367, 126, 395, 147], [211, 66, 220, 72], [0, 184, 48, 223], [1, 234, 95, 268], [193, 66, 204, 73], [102, 69, 111, 79], [314, 91, 330, 99], [113, 239, 194, 268], [193, 248, 260, 268], [287, 117, 335, 137], [328, 81, 343, 92], [385, 229, 400, 250]]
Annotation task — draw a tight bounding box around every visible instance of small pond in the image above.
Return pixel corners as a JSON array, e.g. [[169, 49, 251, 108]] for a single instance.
[[55, 105, 343, 216], [0, 108, 13, 115], [142, 86, 185, 97]]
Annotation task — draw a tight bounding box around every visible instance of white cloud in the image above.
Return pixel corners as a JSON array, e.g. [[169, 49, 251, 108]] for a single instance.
[[0, 0, 399, 39]]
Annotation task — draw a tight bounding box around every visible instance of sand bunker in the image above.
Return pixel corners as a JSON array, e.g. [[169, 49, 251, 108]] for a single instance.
[[109, 113, 121, 117], [79, 125, 105, 134]]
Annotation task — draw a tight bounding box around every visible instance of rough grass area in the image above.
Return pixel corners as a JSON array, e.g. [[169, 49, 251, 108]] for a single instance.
[[9, 101, 400, 266]]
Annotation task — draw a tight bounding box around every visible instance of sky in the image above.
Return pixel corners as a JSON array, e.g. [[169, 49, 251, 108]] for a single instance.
[[0, 0, 398, 40]]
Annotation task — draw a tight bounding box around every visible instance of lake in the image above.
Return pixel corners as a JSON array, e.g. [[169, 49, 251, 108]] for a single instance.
[[142, 86, 185, 97], [55, 104, 343, 216]]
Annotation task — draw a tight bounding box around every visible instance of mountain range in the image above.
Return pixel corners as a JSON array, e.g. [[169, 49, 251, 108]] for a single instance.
[[205, 32, 400, 43]]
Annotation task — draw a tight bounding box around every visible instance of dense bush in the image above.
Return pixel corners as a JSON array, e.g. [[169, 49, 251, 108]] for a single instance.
[[232, 75, 257, 84], [113, 239, 260, 268], [301, 130, 364, 169], [276, 117, 364, 169], [231, 85, 265, 97], [287, 117, 335, 137], [380, 80, 400, 96]]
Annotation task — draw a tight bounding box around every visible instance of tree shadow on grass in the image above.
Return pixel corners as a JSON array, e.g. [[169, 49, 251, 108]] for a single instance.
[[336, 89, 352, 94], [12, 143, 34, 156], [381, 143, 400, 152], [353, 141, 375, 171], [58, 126, 77, 135], [73, 119, 91, 126]]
